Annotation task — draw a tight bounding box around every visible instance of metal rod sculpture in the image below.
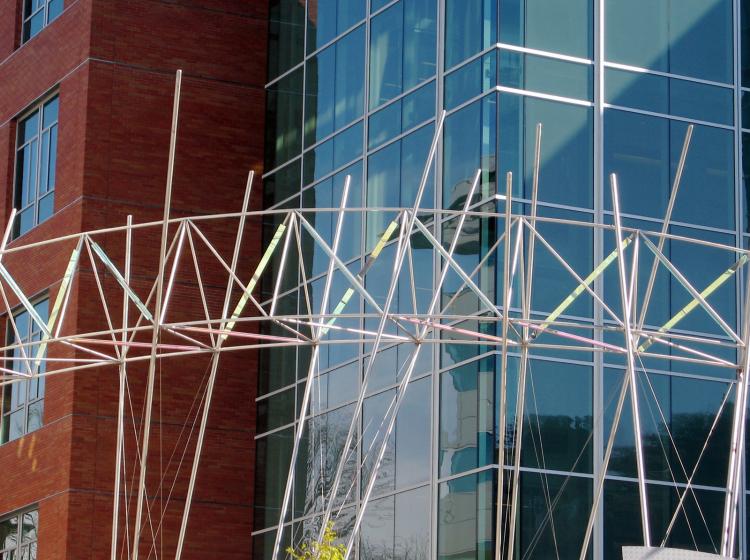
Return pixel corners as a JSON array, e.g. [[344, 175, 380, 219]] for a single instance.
[[0, 72, 746, 560]]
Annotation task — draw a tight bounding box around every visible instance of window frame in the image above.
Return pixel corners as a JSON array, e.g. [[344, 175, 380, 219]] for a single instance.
[[0, 297, 49, 445], [12, 93, 59, 239], [0, 506, 39, 559], [21, 0, 63, 44]]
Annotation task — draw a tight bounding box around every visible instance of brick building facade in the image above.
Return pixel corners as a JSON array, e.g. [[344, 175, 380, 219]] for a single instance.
[[0, 1, 267, 557]]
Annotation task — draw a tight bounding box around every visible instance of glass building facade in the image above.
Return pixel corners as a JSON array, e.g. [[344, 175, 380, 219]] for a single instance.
[[255, 0, 750, 558]]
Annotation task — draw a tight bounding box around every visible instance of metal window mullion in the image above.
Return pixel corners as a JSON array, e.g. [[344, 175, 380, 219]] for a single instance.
[[32, 107, 43, 229], [593, 0, 606, 554], [734, 0, 747, 554]]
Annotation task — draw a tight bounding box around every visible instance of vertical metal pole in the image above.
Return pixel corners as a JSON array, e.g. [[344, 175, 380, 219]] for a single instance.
[[612, 175, 651, 547], [317, 113, 447, 543], [174, 171, 254, 560], [506, 124, 542, 560], [343, 169, 480, 560], [637, 124, 693, 334], [721, 270, 750, 557], [274, 179, 350, 559], [496, 172, 514, 558], [132, 69, 182, 560], [111, 214, 132, 560]]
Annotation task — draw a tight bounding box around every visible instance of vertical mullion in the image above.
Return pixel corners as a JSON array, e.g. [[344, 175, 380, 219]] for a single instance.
[[431, 0, 445, 557], [593, 0, 605, 556], [33, 106, 43, 229], [734, 0, 746, 553]]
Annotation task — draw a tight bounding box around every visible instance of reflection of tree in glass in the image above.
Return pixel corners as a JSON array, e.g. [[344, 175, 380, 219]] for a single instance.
[[287, 521, 346, 560]]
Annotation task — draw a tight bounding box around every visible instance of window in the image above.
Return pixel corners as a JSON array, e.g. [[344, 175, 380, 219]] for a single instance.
[[0, 508, 38, 559], [14, 96, 58, 238], [22, 0, 63, 43], [1, 299, 49, 444]]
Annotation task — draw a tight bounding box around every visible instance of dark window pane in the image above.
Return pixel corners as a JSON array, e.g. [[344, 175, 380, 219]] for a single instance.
[[605, 111, 734, 230], [254, 429, 293, 529], [265, 68, 304, 170], [268, 0, 305, 79], [517, 359, 593, 473], [519, 472, 592, 559]]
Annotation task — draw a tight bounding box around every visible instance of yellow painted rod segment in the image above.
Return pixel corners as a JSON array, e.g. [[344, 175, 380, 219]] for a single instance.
[[639, 254, 747, 352]]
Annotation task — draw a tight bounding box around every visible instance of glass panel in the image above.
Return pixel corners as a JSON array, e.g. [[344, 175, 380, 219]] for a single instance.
[[24, 12, 45, 42], [395, 377, 431, 487], [254, 428, 293, 529], [440, 357, 496, 477], [257, 388, 295, 434], [294, 404, 355, 517], [443, 95, 497, 210], [499, 50, 593, 101], [518, 472, 592, 559], [305, 27, 365, 146], [402, 81, 435, 131], [42, 97, 58, 128], [0, 516, 17, 551], [18, 112, 39, 145], [264, 160, 300, 210], [26, 402, 42, 434], [444, 52, 496, 110], [437, 469, 495, 559], [367, 124, 434, 247], [20, 512, 36, 544], [395, 486, 430, 558], [47, 0, 63, 22], [8, 410, 24, 443], [604, 480, 724, 558], [444, 0, 497, 69], [606, 0, 732, 84], [360, 495, 394, 560], [303, 121, 363, 185], [265, 68, 304, 171], [605, 68, 733, 125], [503, 0, 592, 59], [517, 359, 593, 473], [369, 0, 436, 110], [605, 110, 734, 230], [499, 93, 594, 208], [369, 102, 402, 150], [268, 0, 305, 79], [306, 0, 366, 54]]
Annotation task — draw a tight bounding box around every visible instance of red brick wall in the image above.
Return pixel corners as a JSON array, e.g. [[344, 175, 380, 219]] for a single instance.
[[0, 0, 266, 557]]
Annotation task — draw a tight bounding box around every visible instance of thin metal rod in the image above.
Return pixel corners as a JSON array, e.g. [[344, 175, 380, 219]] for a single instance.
[[497, 171, 514, 556], [640, 233, 743, 345], [133, 68, 181, 560], [174, 170, 254, 560], [276, 178, 350, 558], [344, 168, 480, 560], [112, 215, 132, 560], [637, 124, 693, 335], [612, 176, 651, 546], [721, 266, 750, 556], [507, 125, 543, 559], [318, 112, 446, 542]]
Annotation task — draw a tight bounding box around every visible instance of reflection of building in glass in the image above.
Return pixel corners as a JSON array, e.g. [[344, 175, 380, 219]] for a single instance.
[[258, 0, 750, 558]]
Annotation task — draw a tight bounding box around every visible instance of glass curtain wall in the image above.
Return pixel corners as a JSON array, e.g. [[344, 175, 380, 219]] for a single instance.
[[259, 0, 748, 558]]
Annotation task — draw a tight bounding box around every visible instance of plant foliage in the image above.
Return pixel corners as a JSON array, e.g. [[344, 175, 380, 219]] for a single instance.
[[286, 522, 346, 560]]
